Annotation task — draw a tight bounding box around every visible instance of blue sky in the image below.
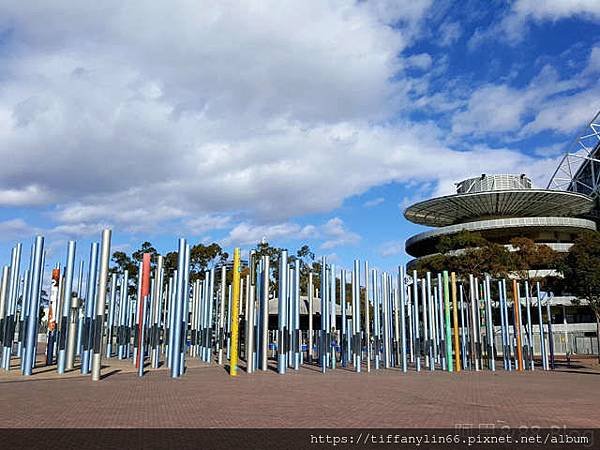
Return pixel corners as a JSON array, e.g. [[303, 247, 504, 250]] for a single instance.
[[0, 0, 598, 273]]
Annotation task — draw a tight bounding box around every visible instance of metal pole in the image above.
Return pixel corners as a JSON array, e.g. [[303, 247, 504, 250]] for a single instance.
[[443, 271, 452, 372], [23, 236, 44, 376], [308, 271, 314, 364], [523, 281, 533, 370], [451, 272, 460, 372], [546, 298, 555, 370], [484, 275, 495, 371], [399, 266, 407, 372], [512, 280, 524, 371], [91, 229, 111, 381], [261, 257, 269, 371], [229, 248, 241, 376], [218, 266, 226, 365], [413, 270, 420, 371], [319, 256, 327, 373], [364, 261, 371, 372], [353, 260, 361, 372], [58, 241, 76, 374], [536, 282, 548, 370], [105, 274, 117, 358]]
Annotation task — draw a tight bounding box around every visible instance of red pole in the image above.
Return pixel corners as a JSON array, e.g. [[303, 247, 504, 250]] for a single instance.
[[136, 253, 151, 369]]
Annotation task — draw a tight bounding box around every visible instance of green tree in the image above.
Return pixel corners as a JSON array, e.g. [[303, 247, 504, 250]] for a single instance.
[[558, 231, 600, 363], [189, 243, 228, 281]]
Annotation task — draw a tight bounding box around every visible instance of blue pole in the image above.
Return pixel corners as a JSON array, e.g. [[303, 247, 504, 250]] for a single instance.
[[57, 241, 76, 374], [536, 282, 548, 370], [277, 250, 288, 374], [80, 243, 98, 374], [171, 239, 186, 378], [399, 266, 407, 372], [319, 256, 326, 373], [23, 236, 44, 376]]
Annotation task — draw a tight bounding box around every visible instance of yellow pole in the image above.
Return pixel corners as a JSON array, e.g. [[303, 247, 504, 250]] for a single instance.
[[451, 272, 461, 372], [229, 248, 241, 376]]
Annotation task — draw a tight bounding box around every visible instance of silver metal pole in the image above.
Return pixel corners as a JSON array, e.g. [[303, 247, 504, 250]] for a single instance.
[[57, 241, 76, 374], [218, 266, 226, 365], [308, 271, 313, 365], [23, 236, 44, 376], [91, 229, 111, 381], [364, 261, 371, 372], [261, 257, 269, 370], [399, 265, 407, 372]]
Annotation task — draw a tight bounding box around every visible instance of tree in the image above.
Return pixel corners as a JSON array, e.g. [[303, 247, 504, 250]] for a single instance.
[[509, 237, 561, 279], [189, 243, 228, 281], [415, 232, 513, 280], [132, 241, 157, 265], [110, 251, 137, 278], [558, 231, 600, 363]]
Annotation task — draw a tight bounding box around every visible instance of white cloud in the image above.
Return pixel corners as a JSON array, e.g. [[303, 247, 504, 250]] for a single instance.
[[0, 185, 52, 206], [0, 0, 579, 241], [0, 219, 41, 241], [513, 0, 600, 21], [438, 21, 462, 47], [221, 222, 317, 247], [451, 63, 595, 138], [320, 218, 360, 249], [185, 214, 232, 236], [221, 216, 359, 250], [363, 197, 385, 208], [406, 53, 433, 71], [469, 0, 600, 47], [379, 240, 406, 258]]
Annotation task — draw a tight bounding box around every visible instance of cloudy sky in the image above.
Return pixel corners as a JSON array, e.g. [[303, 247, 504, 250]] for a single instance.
[[0, 0, 599, 270]]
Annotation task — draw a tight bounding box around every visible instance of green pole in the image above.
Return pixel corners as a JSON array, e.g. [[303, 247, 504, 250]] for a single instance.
[[443, 271, 453, 372]]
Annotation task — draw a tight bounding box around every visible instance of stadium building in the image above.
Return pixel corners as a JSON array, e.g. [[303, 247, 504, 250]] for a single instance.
[[404, 173, 596, 260], [402, 111, 600, 356]]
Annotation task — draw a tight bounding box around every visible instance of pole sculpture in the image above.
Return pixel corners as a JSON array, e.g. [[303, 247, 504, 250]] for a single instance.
[[536, 282, 548, 370], [308, 271, 314, 364], [151, 256, 164, 368], [105, 274, 117, 358], [261, 256, 269, 370], [399, 266, 407, 372], [278, 251, 288, 374], [546, 297, 555, 370], [352, 260, 361, 372], [443, 271, 452, 372], [23, 236, 44, 376], [229, 248, 241, 377], [117, 270, 129, 360], [57, 241, 76, 374], [218, 266, 227, 365], [451, 272, 460, 372], [412, 270, 420, 371], [136, 253, 151, 369], [512, 280, 524, 371], [91, 229, 111, 381], [524, 280, 534, 370], [373, 269, 381, 369], [420, 278, 429, 369], [426, 272, 435, 370], [319, 256, 327, 373], [0, 267, 10, 365], [364, 261, 371, 372], [437, 274, 445, 370]]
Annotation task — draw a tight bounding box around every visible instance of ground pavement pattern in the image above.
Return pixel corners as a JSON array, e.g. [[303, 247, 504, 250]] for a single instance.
[[1, 355, 599, 428]]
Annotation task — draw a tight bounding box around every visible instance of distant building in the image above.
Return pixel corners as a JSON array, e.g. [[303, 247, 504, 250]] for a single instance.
[[404, 173, 595, 260], [404, 173, 598, 355]]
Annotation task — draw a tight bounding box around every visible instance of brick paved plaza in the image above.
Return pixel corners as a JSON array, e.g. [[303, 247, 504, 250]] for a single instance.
[[1, 355, 599, 429]]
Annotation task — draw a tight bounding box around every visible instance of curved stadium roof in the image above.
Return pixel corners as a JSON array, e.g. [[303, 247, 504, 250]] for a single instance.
[[404, 189, 594, 227]]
